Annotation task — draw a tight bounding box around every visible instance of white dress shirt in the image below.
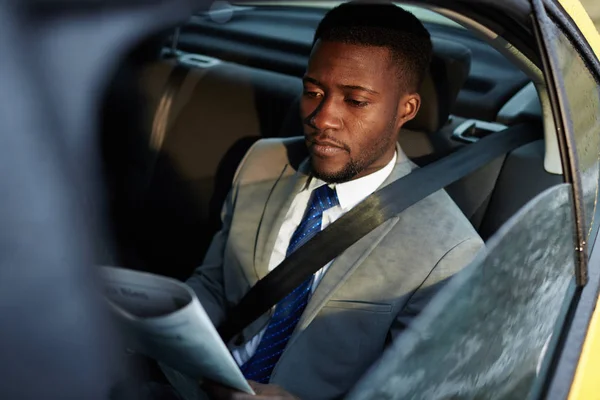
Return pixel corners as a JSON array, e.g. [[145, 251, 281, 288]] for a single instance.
[[231, 152, 398, 366]]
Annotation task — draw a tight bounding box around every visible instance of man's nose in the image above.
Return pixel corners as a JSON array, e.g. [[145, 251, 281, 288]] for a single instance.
[[307, 97, 342, 131]]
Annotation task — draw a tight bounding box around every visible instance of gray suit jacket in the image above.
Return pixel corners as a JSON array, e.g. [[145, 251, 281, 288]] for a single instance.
[[182, 137, 483, 399]]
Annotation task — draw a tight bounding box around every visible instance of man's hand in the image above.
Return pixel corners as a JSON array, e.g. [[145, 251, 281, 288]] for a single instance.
[[203, 380, 300, 400]]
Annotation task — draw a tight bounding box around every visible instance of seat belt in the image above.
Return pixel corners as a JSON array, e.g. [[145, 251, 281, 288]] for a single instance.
[[144, 63, 189, 194], [218, 123, 541, 343], [149, 64, 189, 151]]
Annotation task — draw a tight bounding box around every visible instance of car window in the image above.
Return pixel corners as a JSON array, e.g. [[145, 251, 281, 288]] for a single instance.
[[346, 184, 577, 400]]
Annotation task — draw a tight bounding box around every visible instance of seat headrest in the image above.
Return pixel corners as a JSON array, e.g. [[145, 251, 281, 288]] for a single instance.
[[403, 37, 472, 133]]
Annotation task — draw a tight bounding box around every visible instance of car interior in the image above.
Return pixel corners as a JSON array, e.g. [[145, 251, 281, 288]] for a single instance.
[[100, 2, 565, 281]]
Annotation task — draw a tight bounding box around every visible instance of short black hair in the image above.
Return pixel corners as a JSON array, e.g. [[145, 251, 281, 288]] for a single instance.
[[313, 2, 433, 92]]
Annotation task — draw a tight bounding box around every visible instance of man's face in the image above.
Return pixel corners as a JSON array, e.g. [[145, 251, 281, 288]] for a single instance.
[[301, 40, 420, 183]]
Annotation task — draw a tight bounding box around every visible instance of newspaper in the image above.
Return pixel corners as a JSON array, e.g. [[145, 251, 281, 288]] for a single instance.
[[100, 266, 254, 395]]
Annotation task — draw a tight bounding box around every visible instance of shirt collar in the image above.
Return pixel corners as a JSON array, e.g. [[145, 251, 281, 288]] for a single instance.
[[305, 151, 398, 211]]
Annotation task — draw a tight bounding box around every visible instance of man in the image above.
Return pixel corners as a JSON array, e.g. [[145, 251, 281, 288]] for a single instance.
[[164, 3, 483, 399]]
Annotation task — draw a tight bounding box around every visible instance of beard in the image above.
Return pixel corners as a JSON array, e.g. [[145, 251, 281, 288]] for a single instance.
[[307, 114, 398, 184], [311, 156, 361, 184], [310, 132, 396, 184]]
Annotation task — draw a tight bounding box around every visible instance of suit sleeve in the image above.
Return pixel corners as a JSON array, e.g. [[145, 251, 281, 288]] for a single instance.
[[389, 236, 485, 341], [184, 143, 258, 328], [184, 200, 232, 327]]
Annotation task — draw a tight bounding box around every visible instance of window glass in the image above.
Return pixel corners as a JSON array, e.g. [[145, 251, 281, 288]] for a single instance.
[[347, 185, 577, 400]]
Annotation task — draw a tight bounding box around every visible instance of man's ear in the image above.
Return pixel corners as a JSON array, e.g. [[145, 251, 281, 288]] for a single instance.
[[395, 93, 421, 130]]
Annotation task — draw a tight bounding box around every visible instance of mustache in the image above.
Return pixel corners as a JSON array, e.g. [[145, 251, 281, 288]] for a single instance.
[[306, 133, 351, 152]]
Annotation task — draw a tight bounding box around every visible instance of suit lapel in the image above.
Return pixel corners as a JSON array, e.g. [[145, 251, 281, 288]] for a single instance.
[[253, 159, 311, 279], [289, 146, 414, 334], [294, 217, 400, 333]]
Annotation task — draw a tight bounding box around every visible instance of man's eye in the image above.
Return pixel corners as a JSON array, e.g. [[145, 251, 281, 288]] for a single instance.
[[346, 99, 369, 108], [303, 91, 322, 99]]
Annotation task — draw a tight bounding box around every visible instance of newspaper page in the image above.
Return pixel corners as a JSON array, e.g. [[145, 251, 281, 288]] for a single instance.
[[100, 266, 254, 395]]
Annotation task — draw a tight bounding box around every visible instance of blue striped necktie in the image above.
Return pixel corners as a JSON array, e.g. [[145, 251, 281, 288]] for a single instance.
[[240, 184, 339, 383]]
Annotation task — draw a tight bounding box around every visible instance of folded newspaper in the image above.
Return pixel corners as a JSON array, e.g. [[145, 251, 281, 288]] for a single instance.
[[100, 266, 254, 395]]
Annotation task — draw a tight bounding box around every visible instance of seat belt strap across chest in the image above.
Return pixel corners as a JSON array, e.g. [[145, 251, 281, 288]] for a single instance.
[[218, 123, 541, 343]]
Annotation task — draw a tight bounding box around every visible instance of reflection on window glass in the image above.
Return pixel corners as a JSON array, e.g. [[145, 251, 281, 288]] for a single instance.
[[347, 185, 576, 400], [553, 26, 600, 244]]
